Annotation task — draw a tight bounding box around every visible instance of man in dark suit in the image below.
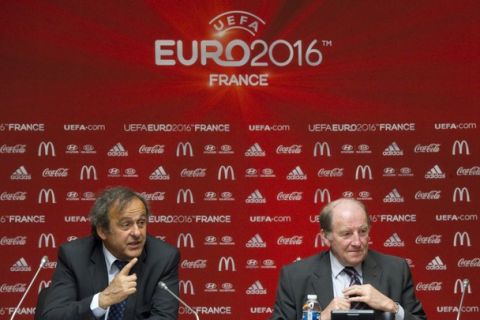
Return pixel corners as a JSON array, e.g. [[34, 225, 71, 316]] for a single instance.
[[41, 186, 180, 320], [271, 198, 426, 320]]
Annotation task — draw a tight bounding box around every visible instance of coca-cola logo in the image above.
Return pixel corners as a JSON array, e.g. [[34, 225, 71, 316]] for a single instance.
[[458, 258, 480, 268], [414, 143, 441, 153], [0, 191, 27, 201], [181, 168, 207, 177], [42, 168, 69, 177], [415, 190, 441, 200], [416, 282, 442, 291], [457, 166, 480, 176], [276, 144, 302, 154], [0, 283, 27, 293], [415, 235, 442, 244], [277, 236, 303, 245], [317, 168, 344, 177], [277, 192, 302, 201], [0, 236, 27, 245], [140, 192, 165, 201], [0, 144, 27, 154], [181, 259, 207, 269], [139, 144, 165, 154]]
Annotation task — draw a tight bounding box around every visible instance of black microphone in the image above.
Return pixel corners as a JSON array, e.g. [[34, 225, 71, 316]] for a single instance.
[[456, 279, 469, 320], [158, 281, 200, 320], [10, 255, 48, 320]]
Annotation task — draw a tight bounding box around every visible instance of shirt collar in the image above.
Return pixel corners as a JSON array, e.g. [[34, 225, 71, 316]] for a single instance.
[[329, 251, 363, 278], [102, 244, 118, 272]]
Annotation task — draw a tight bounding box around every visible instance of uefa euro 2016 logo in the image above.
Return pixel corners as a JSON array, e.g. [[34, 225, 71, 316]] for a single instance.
[[155, 10, 332, 86]]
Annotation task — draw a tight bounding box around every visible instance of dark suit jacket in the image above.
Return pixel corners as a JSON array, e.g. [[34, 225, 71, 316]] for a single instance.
[[271, 250, 426, 320], [41, 235, 180, 320]]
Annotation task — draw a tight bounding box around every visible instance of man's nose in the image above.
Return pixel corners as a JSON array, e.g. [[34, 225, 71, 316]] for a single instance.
[[351, 232, 361, 245], [131, 223, 141, 236]]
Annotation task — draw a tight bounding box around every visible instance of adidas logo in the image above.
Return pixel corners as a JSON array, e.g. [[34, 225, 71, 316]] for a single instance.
[[383, 188, 404, 203], [246, 234, 267, 248], [246, 280, 267, 295], [245, 143, 266, 157], [425, 165, 445, 179], [286, 166, 307, 180], [107, 143, 128, 156], [383, 141, 404, 156], [426, 256, 447, 270], [384, 233, 405, 247], [10, 166, 32, 180], [10, 257, 31, 272], [149, 166, 170, 180], [245, 189, 266, 204]]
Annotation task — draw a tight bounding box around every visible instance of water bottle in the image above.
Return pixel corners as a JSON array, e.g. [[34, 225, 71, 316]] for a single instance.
[[302, 294, 321, 320]]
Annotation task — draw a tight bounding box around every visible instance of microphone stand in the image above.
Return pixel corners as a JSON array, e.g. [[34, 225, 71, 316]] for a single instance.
[[10, 256, 48, 320], [456, 279, 469, 320], [158, 281, 200, 320]]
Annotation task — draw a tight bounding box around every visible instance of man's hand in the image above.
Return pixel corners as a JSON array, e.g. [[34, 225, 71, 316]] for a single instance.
[[320, 297, 350, 320], [99, 258, 138, 309], [342, 284, 397, 312]]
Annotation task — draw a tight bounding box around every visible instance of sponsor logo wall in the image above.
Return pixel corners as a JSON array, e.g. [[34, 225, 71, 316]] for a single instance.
[[0, 1, 478, 319]]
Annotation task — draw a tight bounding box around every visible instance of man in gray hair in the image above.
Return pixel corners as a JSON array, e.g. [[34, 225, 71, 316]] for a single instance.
[[271, 198, 426, 320], [41, 186, 180, 320]]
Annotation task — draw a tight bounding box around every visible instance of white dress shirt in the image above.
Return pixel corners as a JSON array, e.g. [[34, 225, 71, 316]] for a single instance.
[[328, 251, 404, 320], [90, 245, 124, 319]]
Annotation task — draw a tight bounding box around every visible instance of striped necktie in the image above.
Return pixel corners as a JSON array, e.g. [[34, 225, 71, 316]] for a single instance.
[[343, 267, 369, 310], [107, 260, 128, 320]]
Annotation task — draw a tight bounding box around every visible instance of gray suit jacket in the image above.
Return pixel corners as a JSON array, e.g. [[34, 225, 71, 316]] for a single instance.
[[41, 235, 180, 320], [271, 250, 426, 320]]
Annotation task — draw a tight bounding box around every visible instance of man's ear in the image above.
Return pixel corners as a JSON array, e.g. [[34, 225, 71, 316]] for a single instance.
[[320, 229, 331, 246], [97, 226, 108, 241]]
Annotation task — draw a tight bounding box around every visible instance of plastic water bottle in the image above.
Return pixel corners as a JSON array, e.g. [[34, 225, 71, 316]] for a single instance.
[[302, 294, 321, 320]]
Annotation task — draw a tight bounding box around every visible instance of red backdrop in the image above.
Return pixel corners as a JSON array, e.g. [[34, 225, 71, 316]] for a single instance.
[[0, 1, 478, 319]]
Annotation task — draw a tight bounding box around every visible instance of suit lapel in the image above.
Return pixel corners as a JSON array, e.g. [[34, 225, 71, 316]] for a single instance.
[[124, 241, 147, 318], [362, 252, 381, 289], [89, 242, 109, 295], [308, 252, 334, 309]]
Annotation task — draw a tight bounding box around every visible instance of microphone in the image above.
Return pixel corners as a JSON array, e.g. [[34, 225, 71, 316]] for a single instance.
[[158, 281, 200, 320], [455, 279, 469, 320], [10, 255, 48, 320]]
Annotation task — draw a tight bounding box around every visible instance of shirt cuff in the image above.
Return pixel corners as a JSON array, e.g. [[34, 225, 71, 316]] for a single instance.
[[395, 303, 405, 320], [90, 293, 107, 318]]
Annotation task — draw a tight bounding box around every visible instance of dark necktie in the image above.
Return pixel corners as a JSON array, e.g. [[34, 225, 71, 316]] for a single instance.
[[107, 260, 128, 320], [343, 267, 368, 310]]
